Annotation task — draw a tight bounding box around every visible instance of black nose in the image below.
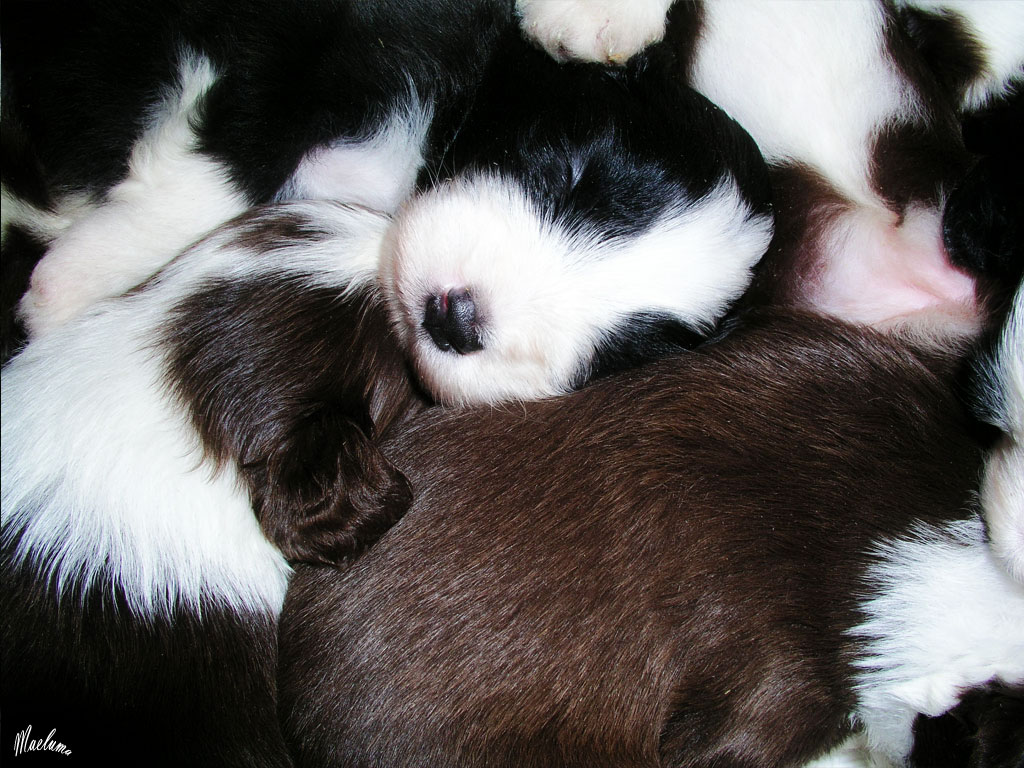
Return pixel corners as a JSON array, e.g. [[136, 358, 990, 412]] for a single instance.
[[423, 289, 484, 354]]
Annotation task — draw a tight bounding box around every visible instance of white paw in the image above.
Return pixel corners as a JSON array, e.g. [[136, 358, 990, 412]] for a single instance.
[[516, 0, 672, 64]]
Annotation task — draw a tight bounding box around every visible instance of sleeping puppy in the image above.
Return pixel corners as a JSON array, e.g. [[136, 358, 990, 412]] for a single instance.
[[277, 304, 1024, 768], [1, 202, 422, 766], [1, 0, 773, 405], [518, 0, 1024, 339], [273, 13, 1024, 757]]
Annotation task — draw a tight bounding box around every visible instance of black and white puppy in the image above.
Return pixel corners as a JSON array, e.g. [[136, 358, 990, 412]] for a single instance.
[[277, 299, 1024, 768], [519, 0, 1024, 338], [1, 0, 773, 403], [1, 202, 422, 766]]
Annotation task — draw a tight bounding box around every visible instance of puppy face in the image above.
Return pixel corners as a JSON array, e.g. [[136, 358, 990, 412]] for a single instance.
[[381, 40, 774, 406], [383, 171, 771, 405]]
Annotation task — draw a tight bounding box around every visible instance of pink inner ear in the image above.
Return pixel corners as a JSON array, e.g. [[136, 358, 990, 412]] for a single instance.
[[804, 204, 980, 330]]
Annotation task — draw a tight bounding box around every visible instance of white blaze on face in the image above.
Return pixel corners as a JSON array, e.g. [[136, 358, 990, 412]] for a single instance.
[[381, 173, 772, 406]]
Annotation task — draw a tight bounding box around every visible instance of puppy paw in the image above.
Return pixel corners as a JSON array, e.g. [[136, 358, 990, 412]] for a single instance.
[[516, 0, 672, 64], [17, 214, 178, 338]]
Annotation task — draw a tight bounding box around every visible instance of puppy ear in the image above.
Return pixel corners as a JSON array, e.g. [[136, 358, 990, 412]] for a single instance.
[[247, 399, 413, 567]]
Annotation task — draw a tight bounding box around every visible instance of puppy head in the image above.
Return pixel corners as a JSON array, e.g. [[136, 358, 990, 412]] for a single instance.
[[377, 32, 773, 406], [382, 170, 772, 405]]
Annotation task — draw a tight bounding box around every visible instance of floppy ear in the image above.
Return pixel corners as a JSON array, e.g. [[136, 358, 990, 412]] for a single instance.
[[247, 398, 413, 567], [162, 257, 423, 569]]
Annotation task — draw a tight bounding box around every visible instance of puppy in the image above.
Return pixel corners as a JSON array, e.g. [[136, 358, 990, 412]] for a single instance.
[[519, 0, 1024, 339], [1, 201, 422, 766], [1, 0, 773, 404], [277, 306, 1024, 768], [273, 17, 1024, 755]]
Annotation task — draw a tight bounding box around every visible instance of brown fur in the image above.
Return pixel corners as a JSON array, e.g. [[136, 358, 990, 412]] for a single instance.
[[278, 311, 982, 767], [163, 214, 426, 565]]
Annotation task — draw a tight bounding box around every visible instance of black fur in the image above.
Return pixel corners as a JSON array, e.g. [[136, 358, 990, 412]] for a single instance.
[[1, 549, 289, 767], [911, 683, 1024, 768], [943, 85, 1024, 309]]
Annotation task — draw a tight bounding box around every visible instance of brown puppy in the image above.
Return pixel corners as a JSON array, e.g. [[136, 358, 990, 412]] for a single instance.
[[279, 311, 1024, 767]]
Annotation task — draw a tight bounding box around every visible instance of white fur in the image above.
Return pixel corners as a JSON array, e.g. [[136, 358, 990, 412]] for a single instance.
[[801, 733, 888, 768], [17, 53, 248, 338], [978, 285, 1024, 582], [0, 188, 97, 248], [900, 0, 1024, 109], [691, 1, 921, 209], [850, 516, 1024, 763], [515, 0, 673, 64], [1, 201, 391, 618], [382, 173, 772, 406], [286, 96, 433, 213]]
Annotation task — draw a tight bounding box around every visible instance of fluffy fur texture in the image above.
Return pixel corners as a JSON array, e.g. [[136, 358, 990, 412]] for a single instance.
[[1, 0, 773, 405], [3, 1, 1021, 764], [1, 202, 423, 764], [278, 312, 1024, 768], [520, 0, 1024, 340], [972, 284, 1024, 584]]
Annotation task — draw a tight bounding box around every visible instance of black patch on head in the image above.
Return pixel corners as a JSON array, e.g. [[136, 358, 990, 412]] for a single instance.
[[163, 275, 424, 566], [1, 543, 290, 767], [428, 23, 771, 249]]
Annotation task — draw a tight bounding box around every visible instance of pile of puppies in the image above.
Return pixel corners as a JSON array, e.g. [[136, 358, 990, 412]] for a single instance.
[[2, 1, 1022, 766]]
